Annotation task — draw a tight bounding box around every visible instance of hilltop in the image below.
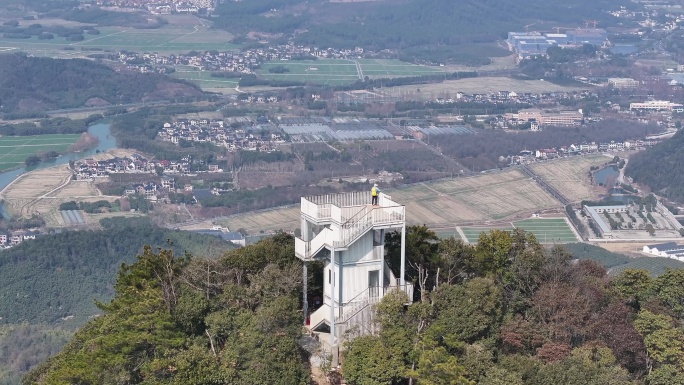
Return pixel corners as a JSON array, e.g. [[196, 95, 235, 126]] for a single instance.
[[20, 227, 684, 385], [0, 53, 201, 113]]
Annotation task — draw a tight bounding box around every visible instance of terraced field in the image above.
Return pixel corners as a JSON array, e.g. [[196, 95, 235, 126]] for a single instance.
[[530, 155, 609, 202], [394, 169, 562, 226], [207, 169, 565, 234]]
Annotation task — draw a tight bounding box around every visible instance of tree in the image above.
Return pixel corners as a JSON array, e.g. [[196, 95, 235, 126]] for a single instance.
[[633, 310, 684, 372], [409, 345, 472, 385], [428, 278, 503, 349], [373, 289, 432, 384], [534, 345, 635, 385], [24, 155, 40, 166], [587, 302, 648, 375], [435, 237, 476, 286], [652, 269, 684, 319], [26, 247, 188, 384], [343, 335, 404, 385], [479, 367, 524, 385], [648, 365, 684, 385], [645, 223, 655, 236], [474, 230, 514, 277], [386, 225, 439, 302], [611, 269, 652, 306]]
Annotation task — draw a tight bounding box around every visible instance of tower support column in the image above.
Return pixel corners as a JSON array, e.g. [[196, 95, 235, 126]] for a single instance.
[[400, 224, 406, 287], [302, 262, 308, 325]]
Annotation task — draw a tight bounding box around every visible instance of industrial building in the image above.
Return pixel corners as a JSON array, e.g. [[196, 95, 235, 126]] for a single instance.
[[583, 205, 628, 238], [507, 29, 609, 60], [505, 108, 583, 127]]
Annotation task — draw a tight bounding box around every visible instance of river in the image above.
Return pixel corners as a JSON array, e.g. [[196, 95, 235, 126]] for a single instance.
[[0, 122, 117, 218]]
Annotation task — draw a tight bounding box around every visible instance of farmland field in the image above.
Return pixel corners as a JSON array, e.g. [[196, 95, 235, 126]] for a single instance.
[[0, 134, 81, 171], [530, 155, 609, 202], [394, 169, 562, 226], [381, 76, 590, 99], [459, 218, 578, 244], [210, 169, 565, 234], [0, 24, 237, 57], [257, 59, 446, 85], [214, 206, 301, 235]]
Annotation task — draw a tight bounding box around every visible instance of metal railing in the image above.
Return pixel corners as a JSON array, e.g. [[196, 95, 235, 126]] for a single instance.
[[295, 227, 333, 260], [301, 192, 402, 224], [333, 284, 414, 324], [305, 191, 371, 207]]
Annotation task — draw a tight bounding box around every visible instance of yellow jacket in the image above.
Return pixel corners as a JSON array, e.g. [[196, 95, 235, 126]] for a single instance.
[[371, 186, 378, 196]]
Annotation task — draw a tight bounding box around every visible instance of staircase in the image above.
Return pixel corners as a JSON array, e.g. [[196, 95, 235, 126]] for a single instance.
[[295, 227, 333, 260]]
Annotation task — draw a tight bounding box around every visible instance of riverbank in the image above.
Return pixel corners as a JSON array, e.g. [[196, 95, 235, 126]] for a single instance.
[[0, 148, 137, 226]]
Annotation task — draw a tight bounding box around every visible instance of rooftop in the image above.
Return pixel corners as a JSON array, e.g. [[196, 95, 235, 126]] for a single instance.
[[301, 191, 405, 225]]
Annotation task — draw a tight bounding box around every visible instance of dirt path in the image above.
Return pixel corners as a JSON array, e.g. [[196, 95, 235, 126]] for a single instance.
[[21, 172, 73, 216]]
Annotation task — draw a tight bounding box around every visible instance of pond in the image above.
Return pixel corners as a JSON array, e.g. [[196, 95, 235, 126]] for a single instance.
[[594, 166, 619, 186]]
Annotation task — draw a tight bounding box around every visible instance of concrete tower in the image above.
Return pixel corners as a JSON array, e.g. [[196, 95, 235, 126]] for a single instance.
[[296, 191, 412, 350]]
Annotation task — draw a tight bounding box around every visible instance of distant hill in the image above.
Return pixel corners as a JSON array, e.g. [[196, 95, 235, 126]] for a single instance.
[[626, 130, 684, 202], [214, 0, 630, 51], [0, 217, 233, 326], [0, 54, 201, 113]]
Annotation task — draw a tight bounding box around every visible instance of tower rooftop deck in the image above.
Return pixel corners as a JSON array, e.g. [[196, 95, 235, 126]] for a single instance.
[[301, 191, 404, 225]]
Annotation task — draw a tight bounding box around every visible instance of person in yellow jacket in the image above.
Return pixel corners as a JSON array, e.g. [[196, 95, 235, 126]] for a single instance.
[[371, 183, 379, 205]]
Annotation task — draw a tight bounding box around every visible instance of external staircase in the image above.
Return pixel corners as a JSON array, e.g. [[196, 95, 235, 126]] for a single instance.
[[297, 191, 411, 348]]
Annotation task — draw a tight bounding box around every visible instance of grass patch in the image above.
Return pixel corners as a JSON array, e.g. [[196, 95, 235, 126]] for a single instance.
[[460, 225, 515, 243], [460, 218, 577, 244], [610, 257, 684, 277], [0, 25, 238, 56]]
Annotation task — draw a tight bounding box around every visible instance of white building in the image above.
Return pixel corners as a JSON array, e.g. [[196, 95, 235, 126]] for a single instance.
[[608, 78, 639, 89], [296, 191, 412, 352], [643, 242, 684, 260], [630, 100, 684, 112]]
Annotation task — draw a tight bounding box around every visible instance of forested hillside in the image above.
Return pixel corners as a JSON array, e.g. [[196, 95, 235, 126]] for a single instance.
[[626, 129, 684, 202], [21, 227, 684, 384], [436, 119, 656, 171], [214, 0, 629, 50], [23, 234, 309, 385], [0, 217, 234, 384], [0, 217, 232, 325], [344, 227, 684, 385], [0, 54, 201, 113]]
